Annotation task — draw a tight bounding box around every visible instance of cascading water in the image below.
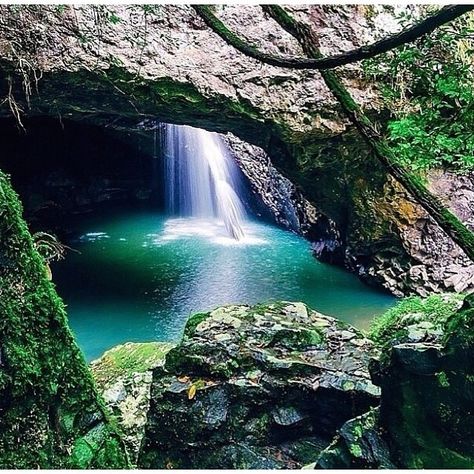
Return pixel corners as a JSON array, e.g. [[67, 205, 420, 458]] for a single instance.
[[162, 123, 246, 240]]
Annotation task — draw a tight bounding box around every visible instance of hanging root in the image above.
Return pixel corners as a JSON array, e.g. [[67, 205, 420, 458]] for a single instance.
[[1, 40, 44, 132], [32, 232, 78, 263], [1, 77, 25, 132]]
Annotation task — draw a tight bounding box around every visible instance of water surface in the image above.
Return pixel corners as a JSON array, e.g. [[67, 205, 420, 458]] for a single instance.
[[53, 210, 396, 360]]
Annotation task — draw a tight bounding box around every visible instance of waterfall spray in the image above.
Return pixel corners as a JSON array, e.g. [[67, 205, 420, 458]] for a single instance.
[[163, 123, 246, 240]]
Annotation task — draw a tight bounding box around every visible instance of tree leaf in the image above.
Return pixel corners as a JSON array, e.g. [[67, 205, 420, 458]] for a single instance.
[[187, 384, 197, 400]]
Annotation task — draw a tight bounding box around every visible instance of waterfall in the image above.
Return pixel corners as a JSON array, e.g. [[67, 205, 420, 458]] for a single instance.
[[162, 123, 246, 240]]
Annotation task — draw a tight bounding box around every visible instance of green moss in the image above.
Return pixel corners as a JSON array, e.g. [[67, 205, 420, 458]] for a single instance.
[[436, 372, 450, 388], [349, 443, 363, 457], [0, 171, 128, 468], [183, 312, 211, 339], [271, 327, 324, 350], [91, 341, 175, 387], [444, 302, 474, 349], [70, 438, 95, 469], [368, 293, 464, 348]]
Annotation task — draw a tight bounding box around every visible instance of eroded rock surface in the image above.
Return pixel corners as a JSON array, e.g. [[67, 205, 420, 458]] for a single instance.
[[351, 171, 474, 297], [137, 302, 380, 469], [0, 5, 392, 136], [91, 342, 175, 466]]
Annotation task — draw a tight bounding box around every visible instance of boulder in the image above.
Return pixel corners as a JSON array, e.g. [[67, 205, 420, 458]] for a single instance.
[[316, 292, 474, 469], [91, 342, 175, 466], [137, 302, 380, 469]]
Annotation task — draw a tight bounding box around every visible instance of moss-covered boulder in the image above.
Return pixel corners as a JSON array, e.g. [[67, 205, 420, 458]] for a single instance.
[[0, 172, 129, 468], [91, 342, 174, 465], [137, 302, 380, 469], [316, 293, 474, 469], [369, 294, 474, 468]]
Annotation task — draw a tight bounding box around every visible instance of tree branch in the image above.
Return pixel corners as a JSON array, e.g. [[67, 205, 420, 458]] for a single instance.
[[263, 4, 474, 263], [193, 5, 473, 71]]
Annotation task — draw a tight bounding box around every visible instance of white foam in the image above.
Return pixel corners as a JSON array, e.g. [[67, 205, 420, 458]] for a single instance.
[[155, 218, 267, 246], [79, 232, 110, 242]]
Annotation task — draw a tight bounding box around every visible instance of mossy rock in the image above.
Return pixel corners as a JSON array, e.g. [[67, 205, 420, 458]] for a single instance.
[[0, 171, 128, 468], [91, 341, 175, 388], [367, 296, 474, 468], [368, 293, 464, 350], [316, 408, 395, 468], [138, 302, 380, 469], [90, 341, 175, 465]]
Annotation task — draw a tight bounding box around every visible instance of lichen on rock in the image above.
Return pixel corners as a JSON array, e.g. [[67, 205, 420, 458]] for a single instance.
[[135, 302, 380, 469]]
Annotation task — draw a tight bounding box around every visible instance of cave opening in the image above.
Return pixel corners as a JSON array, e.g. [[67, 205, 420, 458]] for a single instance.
[[0, 116, 395, 360]]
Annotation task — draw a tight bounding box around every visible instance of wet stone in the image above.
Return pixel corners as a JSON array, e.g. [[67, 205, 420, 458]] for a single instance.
[[138, 302, 380, 469]]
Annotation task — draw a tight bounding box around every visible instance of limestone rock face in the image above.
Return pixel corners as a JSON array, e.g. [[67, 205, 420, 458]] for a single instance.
[[137, 302, 380, 469], [350, 171, 474, 297], [0, 5, 393, 135]]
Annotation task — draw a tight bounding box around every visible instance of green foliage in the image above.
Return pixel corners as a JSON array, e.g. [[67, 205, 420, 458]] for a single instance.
[[369, 293, 464, 347], [364, 9, 474, 171]]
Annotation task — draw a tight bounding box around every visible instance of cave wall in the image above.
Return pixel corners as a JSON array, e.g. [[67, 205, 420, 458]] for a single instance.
[[0, 117, 294, 237], [0, 117, 163, 236]]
